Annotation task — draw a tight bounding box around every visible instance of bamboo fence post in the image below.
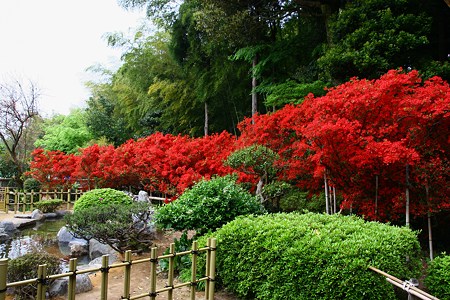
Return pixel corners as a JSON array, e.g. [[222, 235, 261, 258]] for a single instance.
[[149, 247, 157, 300], [31, 190, 35, 211], [167, 243, 175, 300], [190, 241, 198, 300], [39, 189, 42, 202], [207, 238, 217, 300], [21, 192, 25, 213], [67, 190, 71, 210], [36, 264, 47, 300], [122, 250, 132, 299], [205, 239, 211, 299], [68, 258, 77, 300], [0, 259, 7, 300], [100, 255, 109, 300]]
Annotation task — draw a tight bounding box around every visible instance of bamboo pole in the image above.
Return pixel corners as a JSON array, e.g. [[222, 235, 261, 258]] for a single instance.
[[67, 190, 71, 210], [36, 264, 47, 300], [68, 258, 77, 300], [0, 259, 7, 300], [101, 255, 109, 300], [205, 239, 211, 299], [190, 241, 198, 300], [207, 239, 217, 300], [149, 248, 158, 300], [167, 243, 175, 300], [122, 250, 132, 299]]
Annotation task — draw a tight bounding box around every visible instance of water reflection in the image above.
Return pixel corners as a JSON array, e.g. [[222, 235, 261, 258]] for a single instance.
[[0, 219, 89, 265]]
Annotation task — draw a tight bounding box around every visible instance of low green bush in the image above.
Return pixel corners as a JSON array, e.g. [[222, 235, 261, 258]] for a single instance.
[[65, 202, 154, 253], [73, 188, 132, 212], [34, 199, 63, 213], [7, 252, 60, 300], [23, 177, 42, 192], [154, 175, 265, 235], [425, 253, 450, 300], [197, 213, 422, 299]]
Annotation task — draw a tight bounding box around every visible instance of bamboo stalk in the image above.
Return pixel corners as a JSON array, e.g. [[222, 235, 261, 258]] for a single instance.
[[190, 241, 198, 300], [0, 259, 7, 300], [167, 243, 175, 300], [205, 238, 211, 299], [68, 258, 77, 300], [208, 239, 217, 300], [101, 255, 109, 300], [36, 264, 47, 300], [122, 250, 132, 299], [149, 248, 157, 300]]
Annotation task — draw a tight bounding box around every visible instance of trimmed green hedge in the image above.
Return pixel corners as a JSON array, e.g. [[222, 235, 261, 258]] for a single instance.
[[154, 175, 265, 235], [425, 253, 450, 300], [35, 199, 63, 213], [73, 188, 132, 212], [198, 213, 422, 299]]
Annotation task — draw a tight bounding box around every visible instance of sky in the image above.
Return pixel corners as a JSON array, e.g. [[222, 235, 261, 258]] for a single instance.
[[0, 0, 146, 117]]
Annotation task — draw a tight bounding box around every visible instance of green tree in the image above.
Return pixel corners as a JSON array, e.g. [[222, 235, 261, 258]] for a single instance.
[[34, 109, 93, 154], [318, 0, 450, 82]]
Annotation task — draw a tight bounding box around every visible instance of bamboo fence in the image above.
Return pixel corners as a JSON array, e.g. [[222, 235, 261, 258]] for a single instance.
[[0, 238, 217, 300], [0, 188, 167, 213], [369, 266, 439, 300]]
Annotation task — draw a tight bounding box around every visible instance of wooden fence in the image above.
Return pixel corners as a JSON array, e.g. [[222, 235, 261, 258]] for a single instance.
[[0, 238, 217, 300], [0, 188, 168, 213], [369, 266, 439, 300]]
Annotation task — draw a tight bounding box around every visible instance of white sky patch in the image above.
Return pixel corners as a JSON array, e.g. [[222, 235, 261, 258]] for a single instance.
[[0, 0, 146, 117]]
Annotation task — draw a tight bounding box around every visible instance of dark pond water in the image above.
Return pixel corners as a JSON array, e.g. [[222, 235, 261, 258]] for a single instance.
[[0, 219, 89, 265]]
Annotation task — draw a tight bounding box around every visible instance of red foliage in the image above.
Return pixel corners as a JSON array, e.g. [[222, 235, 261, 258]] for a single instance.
[[27, 69, 450, 222]]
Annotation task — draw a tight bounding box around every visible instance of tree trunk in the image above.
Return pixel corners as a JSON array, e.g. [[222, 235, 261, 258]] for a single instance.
[[405, 165, 410, 227], [324, 172, 329, 214], [426, 185, 434, 260], [251, 56, 258, 123], [204, 102, 209, 136]]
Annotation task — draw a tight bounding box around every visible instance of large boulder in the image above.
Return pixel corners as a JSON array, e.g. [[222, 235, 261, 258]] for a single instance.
[[57, 226, 87, 244], [89, 239, 117, 260], [69, 240, 89, 257], [31, 209, 45, 221], [0, 227, 11, 242], [48, 274, 93, 297], [0, 221, 16, 233]]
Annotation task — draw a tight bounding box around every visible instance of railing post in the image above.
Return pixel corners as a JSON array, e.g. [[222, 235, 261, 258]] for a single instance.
[[207, 238, 217, 300], [68, 258, 77, 300], [67, 190, 71, 210], [31, 190, 35, 211], [36, 264, 47, 300], [205, 238, 211, 299], [14, 191, 18, 214], [190, 241, 198, 300], [167, 243, 175, 300], [100, 255, 109, 300], [149, 247, 157, 300], [122, 250, 132, 299], [0, 259, 8, 300]]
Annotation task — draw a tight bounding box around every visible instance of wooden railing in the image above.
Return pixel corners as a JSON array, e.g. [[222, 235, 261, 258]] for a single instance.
[[0, 188, 168, 213], [0, 238, 217, 300]]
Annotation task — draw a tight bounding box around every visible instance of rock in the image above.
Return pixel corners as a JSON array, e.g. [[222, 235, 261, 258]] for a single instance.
[[89, 239, 116, 260], [0, 228, 11, 242], [69, 240, 89, 257], [48, 274, 93, 296], [88, 252, 119, 267], [138, 190, 150, 202], [44, 212, 58, 218], [13, 214, 32, 219], [31, 209, 45, 220], [75, 274, 93, 294], [48, 279, 68, 297], [57, 226, 86, 244], [0, 221, 16, 233]]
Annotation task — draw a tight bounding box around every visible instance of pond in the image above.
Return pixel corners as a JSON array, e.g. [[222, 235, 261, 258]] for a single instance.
[[0, 218, 89, 265]]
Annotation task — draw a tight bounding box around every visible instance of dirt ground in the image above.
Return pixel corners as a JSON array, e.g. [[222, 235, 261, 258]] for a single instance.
[[0, 212, 237, 300]]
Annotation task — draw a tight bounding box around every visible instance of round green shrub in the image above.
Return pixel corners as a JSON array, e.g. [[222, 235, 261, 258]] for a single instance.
[[154, 175, 265, 235], [8, 252, 60, 299], [23, 177, 41, 192], [34, 199, 63, 213], [425, 253, 450, 300], [197, 212, 422, 299], [73, 188, 133, 212]]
